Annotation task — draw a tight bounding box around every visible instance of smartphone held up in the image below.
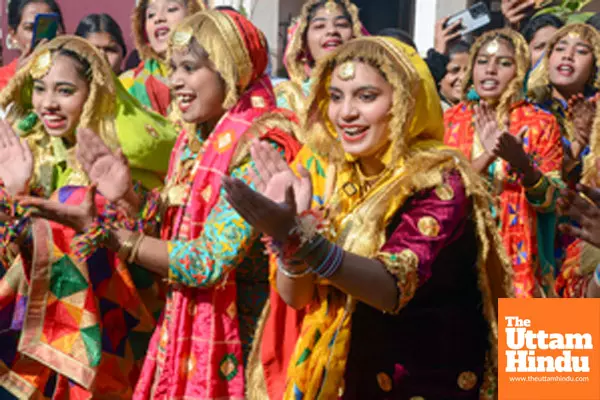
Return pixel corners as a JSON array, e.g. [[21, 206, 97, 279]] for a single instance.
[[30, 13, 60, 50]]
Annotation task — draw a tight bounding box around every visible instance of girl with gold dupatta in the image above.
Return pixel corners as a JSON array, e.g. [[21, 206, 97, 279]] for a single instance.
[[246, 3, 364, 398], [444, 29, 564, 298], [0, 36, 176, 399], [225, 36, 513, 399], [120, 0, 205, 116], [527, 24, 600, 297], [17, 10, 301, 399], [277, 0, 363, 119]]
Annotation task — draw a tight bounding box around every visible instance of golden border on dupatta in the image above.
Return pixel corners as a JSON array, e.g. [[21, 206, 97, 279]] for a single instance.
[[18, 219, 98, 390]]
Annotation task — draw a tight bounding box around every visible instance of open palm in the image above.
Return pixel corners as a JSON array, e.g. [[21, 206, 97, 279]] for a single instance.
[[250, 140, 312, 213], [0, 120, 33, 195], [76, 128, 132, 202]]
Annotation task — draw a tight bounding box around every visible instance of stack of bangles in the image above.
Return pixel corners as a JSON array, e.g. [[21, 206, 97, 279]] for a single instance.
[[266, 210, 344, 280], [277, 234, 344, 279], [117, 232, 146, 264]]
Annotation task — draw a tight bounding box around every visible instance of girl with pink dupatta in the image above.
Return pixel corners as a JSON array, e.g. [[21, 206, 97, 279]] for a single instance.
[[19, 9, 301, 399]]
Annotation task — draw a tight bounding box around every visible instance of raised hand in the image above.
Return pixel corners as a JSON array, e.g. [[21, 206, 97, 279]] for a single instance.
[[223, 175, 298, 243], [501, 0, 536, 27], [558, 184, 600, 249], [474, 101, 502, 156], [17, 185, 98, 233], [0, 120, 33, 196], [249, 140, 312, 214], [568, 93, 597, 151], [495, 126, 530, 172], [434, 16, 462, 55], [76, 128, 132, 203]]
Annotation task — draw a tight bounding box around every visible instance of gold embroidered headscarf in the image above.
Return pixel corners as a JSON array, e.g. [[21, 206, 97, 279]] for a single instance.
[[526, 23, 600, 185], [0, 36, 178, 193], [168, 9, 268, 112], [132, 0, 206, 61], [462, 28, 530, 127], [284, 36, 514, 399], [284, 0, 363, 85]]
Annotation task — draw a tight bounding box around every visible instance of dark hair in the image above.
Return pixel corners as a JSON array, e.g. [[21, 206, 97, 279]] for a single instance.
[[378, 28, 416, 49], [75, 13, 127, 56], [8, 0, 65, 31], [214, 6, 238, 13], [587, 13, 600, 31], [53, 47, 93, 81], [448, 40, 470, 59], [520, 14, 564, 43], [307, 0, 352, 23]]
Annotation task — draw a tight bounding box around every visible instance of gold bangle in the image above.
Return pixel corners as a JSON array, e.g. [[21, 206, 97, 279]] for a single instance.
[[128, 233, 145, 264], [525, 175, 545, 191], [117, 232, 139, 261]]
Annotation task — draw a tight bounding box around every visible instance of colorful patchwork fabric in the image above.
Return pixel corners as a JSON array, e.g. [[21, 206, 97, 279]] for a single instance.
[[167, 160, 268, 360], [120, 59, 171, 116], [0, 186, 163, 399], [444, 101, 564, 298]]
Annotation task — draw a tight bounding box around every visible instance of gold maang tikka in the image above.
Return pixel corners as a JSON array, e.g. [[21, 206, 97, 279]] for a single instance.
[[337, 61, 355, 81], [30, 49, 53, 79], [325, 0, 339, 14], [172, 26, 194, 53], [485, 37, 500, 55]]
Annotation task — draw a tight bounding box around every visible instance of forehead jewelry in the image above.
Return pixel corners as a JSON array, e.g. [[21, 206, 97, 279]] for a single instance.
[[567, 31, 582, 40], [172, 26, 193, 53], [337, 61, 355, 81], [485, 38, 500, 55], [324, 0, 340, 14], [30, 49, 53, 79]]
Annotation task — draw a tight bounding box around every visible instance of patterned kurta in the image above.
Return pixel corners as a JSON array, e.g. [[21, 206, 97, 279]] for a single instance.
[[444, 101, 563, 297], [120, 59, 171, 117], [133, 131, 272, 400]]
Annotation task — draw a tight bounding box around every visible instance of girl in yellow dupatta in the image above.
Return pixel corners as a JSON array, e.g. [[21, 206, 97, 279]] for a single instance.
[[225, 36, 513, 399], [0, 36, 176, 399]]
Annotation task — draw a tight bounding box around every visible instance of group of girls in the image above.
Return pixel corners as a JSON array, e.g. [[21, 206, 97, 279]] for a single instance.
[[0, 0, 598, 399]]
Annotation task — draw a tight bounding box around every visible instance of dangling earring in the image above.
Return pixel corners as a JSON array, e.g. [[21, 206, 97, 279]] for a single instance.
[[5, 34, 18, 50], [466, 85, 481, 102]]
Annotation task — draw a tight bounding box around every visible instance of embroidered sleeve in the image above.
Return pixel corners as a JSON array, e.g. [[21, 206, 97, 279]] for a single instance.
[[166, 159, 259, 288], [376, 172, 469, 313], [524, 117, 565, 212]]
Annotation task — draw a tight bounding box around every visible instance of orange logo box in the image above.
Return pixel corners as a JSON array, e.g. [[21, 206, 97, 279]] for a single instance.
[[499, 299, 600, 400]]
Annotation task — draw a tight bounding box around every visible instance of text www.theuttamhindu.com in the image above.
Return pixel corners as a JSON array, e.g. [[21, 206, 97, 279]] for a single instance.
[[508, 376, 590, 383]]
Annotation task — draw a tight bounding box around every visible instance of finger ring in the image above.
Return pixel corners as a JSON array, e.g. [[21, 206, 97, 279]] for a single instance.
[[578, 193, 596, 207]]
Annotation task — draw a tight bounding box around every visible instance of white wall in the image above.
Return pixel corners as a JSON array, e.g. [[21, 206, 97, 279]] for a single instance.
[[414, 0, 469, 55]]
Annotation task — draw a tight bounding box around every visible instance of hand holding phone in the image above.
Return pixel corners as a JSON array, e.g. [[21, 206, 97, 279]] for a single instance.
[[444, 2, 492, 36], [435, 17, 463, 55], [30, 13, 60, 50]]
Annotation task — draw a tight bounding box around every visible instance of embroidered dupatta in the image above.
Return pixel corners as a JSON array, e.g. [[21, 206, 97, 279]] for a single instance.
[[133, 10, 300, 399], [281, 37, 513, 400]]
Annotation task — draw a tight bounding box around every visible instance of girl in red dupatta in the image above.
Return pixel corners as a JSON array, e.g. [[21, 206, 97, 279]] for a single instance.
[[120, 0, 205, 116], [20, 9, 301, 399], [444, 29, 564, 298]]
